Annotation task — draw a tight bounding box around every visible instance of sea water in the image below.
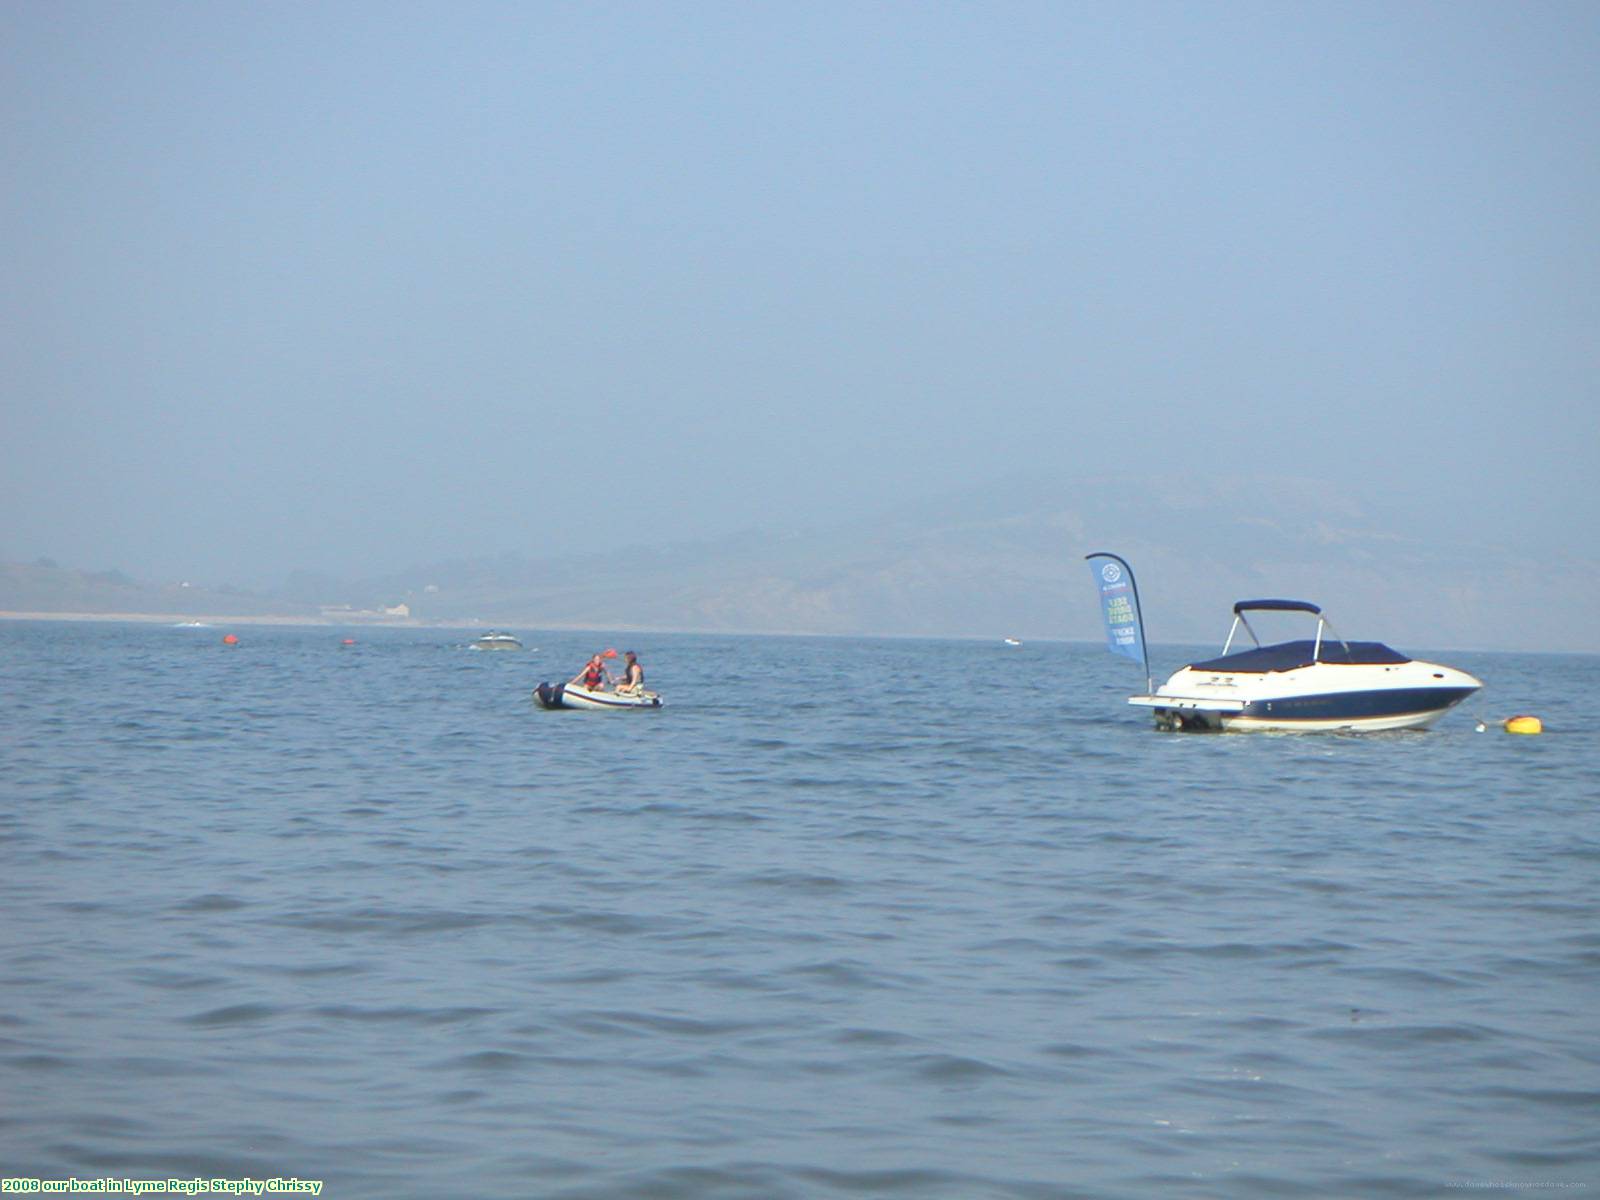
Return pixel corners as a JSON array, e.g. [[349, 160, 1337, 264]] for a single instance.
[[1, 621, 1595, 1198]]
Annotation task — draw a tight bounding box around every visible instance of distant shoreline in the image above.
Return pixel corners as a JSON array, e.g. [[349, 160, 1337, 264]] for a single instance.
[[0, 610, 436, 629], [0, 610, 1550, 652], [0, 609, 1094, 644]]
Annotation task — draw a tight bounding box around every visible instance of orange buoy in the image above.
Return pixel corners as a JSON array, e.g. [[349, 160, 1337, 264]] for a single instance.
[[222, 634, 239, 645], [342, 638, 356, 645]]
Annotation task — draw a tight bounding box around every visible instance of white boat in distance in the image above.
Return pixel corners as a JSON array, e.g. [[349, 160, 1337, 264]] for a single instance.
[[470, 631, 523, 651], [1130, 599, 1481, 733]]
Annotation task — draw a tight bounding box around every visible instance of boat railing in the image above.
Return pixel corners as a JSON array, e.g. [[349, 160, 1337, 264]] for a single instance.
[[1312, 615, 1352, 663], [1221, 614, 1247, 655]]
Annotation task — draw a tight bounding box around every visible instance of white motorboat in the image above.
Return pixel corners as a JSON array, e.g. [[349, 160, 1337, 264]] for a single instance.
[[533, 682, 662, 711], [1129, 599, 1481, 733], [470, 631, 523, 651]]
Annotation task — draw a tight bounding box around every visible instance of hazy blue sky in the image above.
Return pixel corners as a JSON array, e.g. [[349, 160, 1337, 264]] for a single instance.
[[4, 1, 1596, 587]]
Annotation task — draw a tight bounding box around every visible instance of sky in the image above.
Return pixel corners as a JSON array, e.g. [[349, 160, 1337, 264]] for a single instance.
[[3, 1, 1597, 589]]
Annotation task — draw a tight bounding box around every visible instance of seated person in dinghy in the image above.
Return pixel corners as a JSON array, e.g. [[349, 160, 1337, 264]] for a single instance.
[[569, 653, 612, 692], [615, 651, 645, 695]]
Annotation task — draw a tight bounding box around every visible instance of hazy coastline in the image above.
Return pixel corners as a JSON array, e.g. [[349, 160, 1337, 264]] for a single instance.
[[0, 610, 429, 628]]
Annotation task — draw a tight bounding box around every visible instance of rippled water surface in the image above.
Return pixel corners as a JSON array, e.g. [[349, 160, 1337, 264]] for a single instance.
[[2, 622, 1596, 1198]]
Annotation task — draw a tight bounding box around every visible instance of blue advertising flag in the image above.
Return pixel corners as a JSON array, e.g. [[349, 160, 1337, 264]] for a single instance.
[[1085, 552, 1151, 690]]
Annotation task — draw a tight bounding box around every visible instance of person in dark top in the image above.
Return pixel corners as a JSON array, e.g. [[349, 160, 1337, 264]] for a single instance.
[[616, 651, 645, 694], [569, 653, 610, 691]]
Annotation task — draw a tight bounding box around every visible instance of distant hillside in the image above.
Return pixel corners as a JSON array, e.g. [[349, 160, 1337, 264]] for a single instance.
[[8, 475, 1597, 651], [0, 560, 322, 621], [316, 474, 1598, 652]]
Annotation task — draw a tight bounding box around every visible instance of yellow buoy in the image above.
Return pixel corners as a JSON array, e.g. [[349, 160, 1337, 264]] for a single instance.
[[1504, 715, 1543, 735]]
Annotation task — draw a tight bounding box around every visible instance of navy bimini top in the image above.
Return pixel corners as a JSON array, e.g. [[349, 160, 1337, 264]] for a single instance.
[[1189, 639, 1411, 673]]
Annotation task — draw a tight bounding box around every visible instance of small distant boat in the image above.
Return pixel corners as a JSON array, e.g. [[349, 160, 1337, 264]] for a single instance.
[[1004, 637, 1022, 646], [470, 631, 523, 651], [533, 682, 662, 710], [173, 621, 210, 629]]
